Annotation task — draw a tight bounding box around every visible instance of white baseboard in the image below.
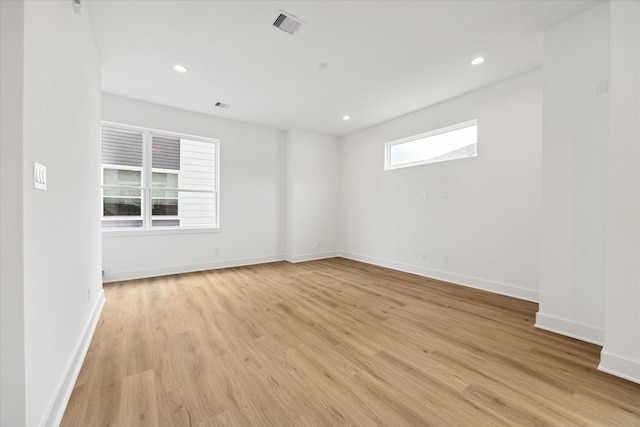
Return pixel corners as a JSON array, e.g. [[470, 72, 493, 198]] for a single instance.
[[599, 350, 640, 384], [534, 312, 604, 345], [340, 251, 538, 302], [285, 251, 340, 263], [103, 254, 284, 283], [44, 289, 106, 427]]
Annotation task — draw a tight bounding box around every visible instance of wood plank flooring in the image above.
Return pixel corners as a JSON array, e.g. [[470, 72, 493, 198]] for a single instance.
[[61, 258, 640, 426]]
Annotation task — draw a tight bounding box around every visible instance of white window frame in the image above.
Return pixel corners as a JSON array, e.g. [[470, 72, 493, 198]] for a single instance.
[[101, 164, 145, 222], [101, 121, 220, 235], [150, 168, 180, 222], [384, 119, 478, 171]]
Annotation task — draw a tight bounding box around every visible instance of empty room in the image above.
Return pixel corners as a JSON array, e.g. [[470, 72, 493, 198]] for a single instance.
[[2, 0, 640, 426]]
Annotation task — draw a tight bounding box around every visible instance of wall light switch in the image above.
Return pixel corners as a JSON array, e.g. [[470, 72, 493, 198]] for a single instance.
[[34, 162, 47, 190]]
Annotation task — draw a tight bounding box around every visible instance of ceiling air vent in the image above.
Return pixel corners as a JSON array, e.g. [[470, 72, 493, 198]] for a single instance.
[[273, 11, 304, 35], [214, 102, 231, 110]]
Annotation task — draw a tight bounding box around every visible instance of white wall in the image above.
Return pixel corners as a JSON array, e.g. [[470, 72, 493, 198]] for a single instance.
[[285, 129, 340, 262], [1, 1, 105, 426], [340, 70, 542, 302], [536, 3, 610, 345], [101, 94, 286, 281], [1, 1, 26, 425], [600, 0, 640, 384]]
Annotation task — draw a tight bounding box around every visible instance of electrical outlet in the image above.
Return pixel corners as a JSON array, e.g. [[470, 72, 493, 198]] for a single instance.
[[317, 241, 321, 248], [421, 251, 427, 260], [442, 254, 448, 263]]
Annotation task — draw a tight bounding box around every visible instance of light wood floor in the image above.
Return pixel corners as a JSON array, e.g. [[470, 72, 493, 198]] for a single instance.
[[62, 258, 640, 426]]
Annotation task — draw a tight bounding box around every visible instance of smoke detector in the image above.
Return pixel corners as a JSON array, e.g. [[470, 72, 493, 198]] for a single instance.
[[273, 10, 304, 35], [214, 102, 231, 110]]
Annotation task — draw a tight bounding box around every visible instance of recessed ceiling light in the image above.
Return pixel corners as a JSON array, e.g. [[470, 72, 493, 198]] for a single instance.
[[342, 115, 350, 121], [173, 64, 188, 73], [316, 63, 328, 70], [471, 57, 485, 65]]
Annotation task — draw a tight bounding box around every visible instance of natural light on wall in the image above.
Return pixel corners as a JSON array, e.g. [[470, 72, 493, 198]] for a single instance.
[[384, 119, 478, 170]]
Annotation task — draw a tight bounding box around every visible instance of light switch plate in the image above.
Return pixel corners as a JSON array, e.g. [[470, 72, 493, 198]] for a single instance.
[[34, 162, 47, 190]]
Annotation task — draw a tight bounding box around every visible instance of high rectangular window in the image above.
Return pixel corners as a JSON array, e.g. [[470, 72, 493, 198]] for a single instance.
[[384, 119, 477, 170], [101, 123, 219, 230]]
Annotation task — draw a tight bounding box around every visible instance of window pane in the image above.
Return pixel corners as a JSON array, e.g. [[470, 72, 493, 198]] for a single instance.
[[103, 196, 141, 216], [152, 189, 178, 216], [386, 120, 477, 170], [104, 188, 141, 197], [152, 172, 178, 189], [103, 168, 141, 187], [151, 189, 178, 198]]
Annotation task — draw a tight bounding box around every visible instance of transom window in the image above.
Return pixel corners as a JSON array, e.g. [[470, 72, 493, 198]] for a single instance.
[[384, 119, 478, 170], [101, 122, 219, 230]]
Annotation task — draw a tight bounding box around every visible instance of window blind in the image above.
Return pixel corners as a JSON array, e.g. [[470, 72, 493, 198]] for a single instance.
[[101, 126, 143, 167], [152, 135, 180, 170]]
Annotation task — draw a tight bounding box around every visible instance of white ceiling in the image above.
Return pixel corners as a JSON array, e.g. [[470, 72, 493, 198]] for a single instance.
[[87, 0, 602, 137]]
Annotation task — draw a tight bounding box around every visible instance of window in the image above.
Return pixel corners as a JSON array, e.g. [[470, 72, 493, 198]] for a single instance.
[[101, 123, 219, 230], [384, 119, 477, 170]]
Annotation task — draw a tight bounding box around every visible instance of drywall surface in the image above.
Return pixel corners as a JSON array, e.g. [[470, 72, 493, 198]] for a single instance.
[[537, 3, 609, 345], [0, 1, 26, 425], [600, 0, 640, 384], [340, 70, 542, 301], [21, 1, 104, 425], [285, 129, 340, 262], [102, 94, 286, 281]]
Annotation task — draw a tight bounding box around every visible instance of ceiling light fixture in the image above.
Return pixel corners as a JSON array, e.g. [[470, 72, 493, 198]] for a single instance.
[[173, 64, 188, 73], [316, 63, 328, 70], [471, 57, 485, 65], [342, 115, 350, 121]]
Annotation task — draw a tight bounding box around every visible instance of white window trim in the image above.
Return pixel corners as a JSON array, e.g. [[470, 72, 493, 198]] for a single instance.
[[101, 121, 220, 235], [150, 168, 180, 221], [384, 119, 478, 171], [101, 164, 145, 222]]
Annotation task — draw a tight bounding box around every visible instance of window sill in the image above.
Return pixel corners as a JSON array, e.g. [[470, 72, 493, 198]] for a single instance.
[[102, 226, 220, 237]]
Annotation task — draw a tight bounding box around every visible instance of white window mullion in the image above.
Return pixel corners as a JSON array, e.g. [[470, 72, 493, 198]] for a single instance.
[[143, 129, 153, 228]]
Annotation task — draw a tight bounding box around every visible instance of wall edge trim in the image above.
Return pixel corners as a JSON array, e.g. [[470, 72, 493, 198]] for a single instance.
[[103, 255, 285, 283], [285, 251, 341, 263], [340, 251, 538, 302], [534, 311, 604, 345], [598, 350, 640, 385], [44, 290, 106, 427]]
